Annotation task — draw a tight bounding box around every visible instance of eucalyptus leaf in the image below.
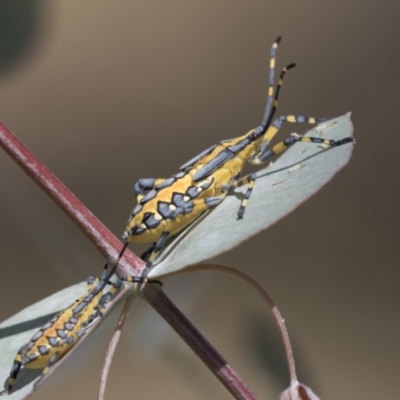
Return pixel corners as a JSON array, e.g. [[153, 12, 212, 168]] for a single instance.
[[0, 281, 88, 399], [0, 280, 132, 400], [149, 114, 354, 278]]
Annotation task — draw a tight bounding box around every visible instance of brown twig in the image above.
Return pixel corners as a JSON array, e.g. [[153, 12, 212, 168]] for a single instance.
[[0, 122, 143, 277], [0, 122, 257, 399], [141, 284, 258, 400], [186, 264, 298, 386]]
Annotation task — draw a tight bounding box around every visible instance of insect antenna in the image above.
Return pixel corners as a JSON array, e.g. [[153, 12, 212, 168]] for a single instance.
[[101, 241, 129, 285], [260, 62, 296, 135], [260, 35, 281, 127]]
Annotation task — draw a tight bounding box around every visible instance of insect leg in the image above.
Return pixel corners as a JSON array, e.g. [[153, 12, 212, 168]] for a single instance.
[[231, 173, 257, 219], [140, 244, 155, 262], [259, 115, 328, 156], [145, 230, 171, 269], [144, 195, 225, 270], [251, 121, 354, 164], [0, 349, 23, 395]]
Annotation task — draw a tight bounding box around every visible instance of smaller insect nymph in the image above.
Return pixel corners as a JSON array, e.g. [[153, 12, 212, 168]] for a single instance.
[[0, 264, 143, 395]]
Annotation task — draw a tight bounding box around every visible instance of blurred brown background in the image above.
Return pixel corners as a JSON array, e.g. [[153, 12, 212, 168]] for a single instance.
[[0, 0, 398, 399]]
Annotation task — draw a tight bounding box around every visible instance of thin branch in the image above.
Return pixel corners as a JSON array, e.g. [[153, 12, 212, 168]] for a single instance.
[[140, 284, 258, 400], [186, 264, 298, 385], [0, 122, 257, 399], [0, 122, 143, 277], [98, 295, 136, 400]]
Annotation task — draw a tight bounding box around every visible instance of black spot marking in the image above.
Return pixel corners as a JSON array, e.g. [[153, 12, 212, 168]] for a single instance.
[[48, 337, 59, 346], [134, 226, 146, 235], [186, 185, 201, 199], [174, 171, 186, 179], [142, 212, 161, 230], [73, 301, 88, 315], [140, 189, 157, 204], [57, 330, 66, 339], [181, 201, 194, 215], [155, 177, 175, 190], [31, 331, 44, 342], [28, 353, 39, 362], [158, 202, 174, 219], [64, 322, 74, 331], [42, 322, 53, 330], [172, 193, 186, 207], [193, 150, 234, 181], [134, 178, 155, 195], [38, 346, 49, 355], [132, 204, 143, 216], [201, 180, 212, 190]]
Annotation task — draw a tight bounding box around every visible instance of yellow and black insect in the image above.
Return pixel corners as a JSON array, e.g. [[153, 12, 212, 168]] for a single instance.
[[122, 37, 354, 272], [0, 265, 142, 395]]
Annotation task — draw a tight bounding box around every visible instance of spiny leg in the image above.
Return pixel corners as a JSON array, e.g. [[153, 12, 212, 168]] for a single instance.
[[232, 173, 257, 219], [250, 115, 329, 164], [255, 130, 354, 164]]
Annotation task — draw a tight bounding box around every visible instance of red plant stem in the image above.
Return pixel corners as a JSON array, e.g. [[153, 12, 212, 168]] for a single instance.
[[190, 264, 298, 385], [0, 122, 144, 277], [0, 121, 256, 399], [141, 285, 258, 400]]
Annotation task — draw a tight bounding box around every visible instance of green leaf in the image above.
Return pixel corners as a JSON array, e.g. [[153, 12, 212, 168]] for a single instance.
[[149, 114, 354, 278], [0, 279, 132, 399], [0, 282, 88, 399]]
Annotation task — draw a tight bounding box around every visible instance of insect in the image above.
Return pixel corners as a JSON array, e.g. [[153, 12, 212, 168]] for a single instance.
[[122, 37, 354, 272], [0, 265, 142, 395]]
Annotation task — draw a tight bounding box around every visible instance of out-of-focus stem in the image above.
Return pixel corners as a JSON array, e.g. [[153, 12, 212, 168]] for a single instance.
[[187, 264, 298, 385], [141, 284, 259, 400], [97, 295, 135, 400], [0, 122, 144, 276]]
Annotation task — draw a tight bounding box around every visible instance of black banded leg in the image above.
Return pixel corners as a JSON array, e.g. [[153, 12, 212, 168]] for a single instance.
[[123, 276, 163, 287], [146, 230, 171, 269], [0, 357, 22, 394], [257, 133, 354, 163], [140, 244, 155, 262], [232, 173, 257, 219], [250, 115, 330, 164]]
